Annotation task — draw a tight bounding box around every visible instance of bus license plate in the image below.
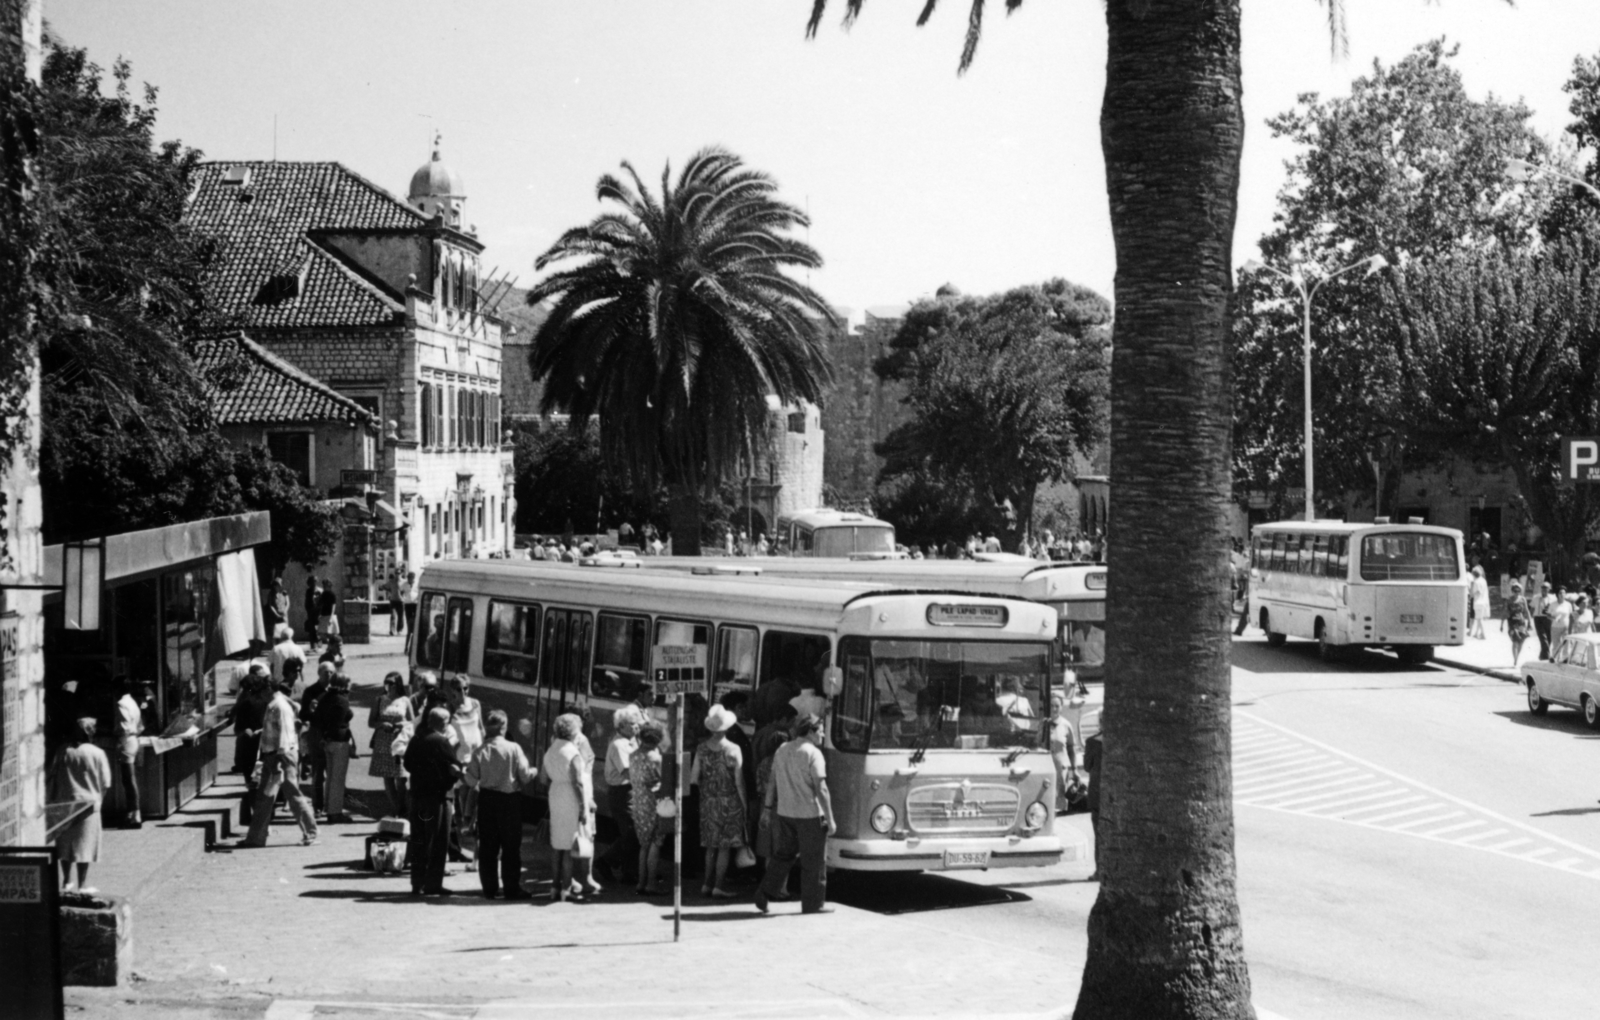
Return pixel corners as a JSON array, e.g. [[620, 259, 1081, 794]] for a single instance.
[[943, 850, 990, 870], [1400, 614, 1424, 624]]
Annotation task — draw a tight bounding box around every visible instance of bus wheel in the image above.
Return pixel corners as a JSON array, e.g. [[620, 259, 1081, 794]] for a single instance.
[[1317, 624, 1341, 663], [1262, 611, 1286, 647]]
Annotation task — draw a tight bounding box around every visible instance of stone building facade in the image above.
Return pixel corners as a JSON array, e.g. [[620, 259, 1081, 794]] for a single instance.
[[819, 306, 911, 507], [740, 401, 826, 537], [184, 148, 516, 599], [0, 0, 44, 850]]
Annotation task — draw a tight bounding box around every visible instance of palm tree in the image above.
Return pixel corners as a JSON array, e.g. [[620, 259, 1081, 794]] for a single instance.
[[805, 2, 1378, 1017], [526, 147, 835, 554]]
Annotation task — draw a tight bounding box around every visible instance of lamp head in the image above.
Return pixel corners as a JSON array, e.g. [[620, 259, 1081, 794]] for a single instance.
[[1364, 254, 1390, 276], [1241, 259, 1264, 275], [1504, 156, 1534, 182]]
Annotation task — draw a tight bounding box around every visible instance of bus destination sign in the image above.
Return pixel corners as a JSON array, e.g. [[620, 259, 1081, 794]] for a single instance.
[[652, 644, 708, 696], [926, 603, 1009, 628], [1562, 436, 1600, 483]]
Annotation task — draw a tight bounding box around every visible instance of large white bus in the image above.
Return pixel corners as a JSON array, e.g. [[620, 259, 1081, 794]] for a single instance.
[[773, 508, 899, 558], [411, 560, 1067, 872], [1246, 518, 1468, 663], [641, 557, 1108, 685]]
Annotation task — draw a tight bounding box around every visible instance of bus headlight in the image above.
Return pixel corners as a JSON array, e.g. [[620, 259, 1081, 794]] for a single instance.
[[869, 804, 897, 834], [1023, 801, 1049, 831]]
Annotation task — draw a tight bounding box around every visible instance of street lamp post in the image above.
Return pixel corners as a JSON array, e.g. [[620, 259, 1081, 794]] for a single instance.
[[1241, 254, 1388, 521], [1504, 157, 1600, 201]]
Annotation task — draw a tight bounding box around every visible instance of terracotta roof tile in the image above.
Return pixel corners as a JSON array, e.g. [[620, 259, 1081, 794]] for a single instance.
[[195, 333, 376, 426], [185, 161, 424, 328]]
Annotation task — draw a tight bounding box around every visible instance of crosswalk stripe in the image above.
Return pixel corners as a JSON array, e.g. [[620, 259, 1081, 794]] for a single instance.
[[1453, 827, 1510, 844], [1235, 764, 1358, 794], [1338, 795, 1427, 819], [1233, 750, 1323, 771], [1415, 819, 1485, 838], [1268, 781, 1392, 811], [1483, 837, 1533, 852], [1356, 803, 1442, 825], [1390, 811, 1464, 832], [1552, 857, 1581, 868], [1527, 847, 1557, 859], [1246, 772, 1371, 804]]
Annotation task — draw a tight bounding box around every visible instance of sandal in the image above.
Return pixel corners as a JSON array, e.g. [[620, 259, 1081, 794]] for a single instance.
[[711, 887, 736, 899]]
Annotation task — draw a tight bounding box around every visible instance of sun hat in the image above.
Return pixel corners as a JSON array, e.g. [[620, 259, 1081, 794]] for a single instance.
[[704, 704, 738, 733]]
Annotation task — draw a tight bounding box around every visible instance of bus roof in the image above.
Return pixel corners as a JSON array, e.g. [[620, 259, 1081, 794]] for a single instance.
[[1250, 520, 1465, 539], [417, 558, 1056, 632], [775, 508, 894, 529], [634, 556, 1106, 600]]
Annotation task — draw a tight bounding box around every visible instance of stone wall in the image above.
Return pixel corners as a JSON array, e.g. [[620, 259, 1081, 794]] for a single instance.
[[0, 0, 45, 850], [820, 313, 910, 505]]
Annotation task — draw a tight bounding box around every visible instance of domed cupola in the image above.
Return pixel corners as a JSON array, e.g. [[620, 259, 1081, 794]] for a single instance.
[[408, 133, 466, 227]]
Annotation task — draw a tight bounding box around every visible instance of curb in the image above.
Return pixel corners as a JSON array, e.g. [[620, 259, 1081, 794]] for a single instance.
[[1431, 655, 1521, 684]]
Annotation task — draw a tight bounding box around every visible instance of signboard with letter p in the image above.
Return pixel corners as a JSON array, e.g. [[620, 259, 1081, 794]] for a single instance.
[[1562, 436, 1600, 484]]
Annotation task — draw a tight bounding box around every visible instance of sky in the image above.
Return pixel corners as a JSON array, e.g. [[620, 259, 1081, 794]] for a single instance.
[[42, 0, 1598, 313]]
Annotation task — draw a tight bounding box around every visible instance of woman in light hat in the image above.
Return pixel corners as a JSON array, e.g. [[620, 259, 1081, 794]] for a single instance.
[[689, 703, 747, 898], [1468, 566, 1491, 640]]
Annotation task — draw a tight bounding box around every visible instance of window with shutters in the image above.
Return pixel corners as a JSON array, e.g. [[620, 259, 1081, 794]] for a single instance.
[[419, 383, 433, 448]]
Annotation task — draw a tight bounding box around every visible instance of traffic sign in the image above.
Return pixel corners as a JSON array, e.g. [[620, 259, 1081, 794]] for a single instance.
[[1561, 436, 1600, 483]]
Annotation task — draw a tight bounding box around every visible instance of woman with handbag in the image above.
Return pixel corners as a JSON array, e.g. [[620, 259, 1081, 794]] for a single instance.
[[689, 704, 748, 899], [628, 723, 672, 895], [312, 673, 355, 824], [369, 672, 414, 817], [542, 713, 591, 902]]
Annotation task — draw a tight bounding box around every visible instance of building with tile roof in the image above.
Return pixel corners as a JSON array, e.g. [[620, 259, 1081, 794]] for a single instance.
[[184, 145, 516, 615]]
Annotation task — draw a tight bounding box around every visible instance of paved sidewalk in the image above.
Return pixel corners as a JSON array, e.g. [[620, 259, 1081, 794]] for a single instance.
[[1429, 618, 1540, 683], [66, 638, 1093, 1020]]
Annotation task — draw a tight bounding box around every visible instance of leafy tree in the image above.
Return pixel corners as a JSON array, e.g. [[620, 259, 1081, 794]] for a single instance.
[[1381, 232, 1600, 578], [512, 419, 664, 538], [1234, 39, 1545, 514], [873, 280, 1110, 550], [525, 147, 835, 554], [32, 40, 231, 542], [231, 445, 342, 576]]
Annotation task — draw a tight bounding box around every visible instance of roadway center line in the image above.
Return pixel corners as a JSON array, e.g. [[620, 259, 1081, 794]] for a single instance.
[[1235, 711, 1600, 865]]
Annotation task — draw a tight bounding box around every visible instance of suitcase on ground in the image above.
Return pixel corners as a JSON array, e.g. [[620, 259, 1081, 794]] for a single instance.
[[366, 832, 407, 872], [377, 816, 410, 839]]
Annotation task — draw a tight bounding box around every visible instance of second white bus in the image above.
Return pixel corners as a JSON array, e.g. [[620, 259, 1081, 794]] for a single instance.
[[1247, 518, 1468, 663]]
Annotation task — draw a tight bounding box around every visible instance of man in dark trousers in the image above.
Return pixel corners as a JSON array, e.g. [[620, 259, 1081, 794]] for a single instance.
[[404, 707, 462, 896], [303, 577, 320, 651], [755, 714, 836, 915], [464, 709, 535, 899]]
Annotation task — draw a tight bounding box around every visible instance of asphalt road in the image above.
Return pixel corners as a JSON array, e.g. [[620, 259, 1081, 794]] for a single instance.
[[835, 635, 1600, 1020]]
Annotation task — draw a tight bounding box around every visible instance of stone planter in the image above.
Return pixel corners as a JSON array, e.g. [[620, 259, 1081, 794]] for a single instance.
[[59, 891, 132, 987]]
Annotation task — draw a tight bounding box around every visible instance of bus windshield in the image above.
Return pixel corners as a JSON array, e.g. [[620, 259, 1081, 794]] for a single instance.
[[834, 637, 1052, 752], [1359, 532, 1460, 581], [814, 525, 896, 558]]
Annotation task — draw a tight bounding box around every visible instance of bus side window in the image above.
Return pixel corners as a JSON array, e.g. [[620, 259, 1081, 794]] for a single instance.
[[484, 600, 540, 684], [444, 596, 474, 673], [1312, 535, 1329, 575], [415, 591, 447, 668], [1296, 534, 1314, 574], [757, 630, 832, 718], [796, 528, 814, 555], [592, 613, 650, 701], [1325, 536, 1347, 578], [714, 625, 758, 697], [1270, 533, 1288, 572]]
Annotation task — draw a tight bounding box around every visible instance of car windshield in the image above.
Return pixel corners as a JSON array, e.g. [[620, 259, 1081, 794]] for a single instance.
[[833, 637, 1052, 752], [1359, 532, 1460, 581]]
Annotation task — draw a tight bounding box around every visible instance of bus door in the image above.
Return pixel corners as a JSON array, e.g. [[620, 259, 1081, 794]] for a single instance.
[[534, 608, 592, 768]]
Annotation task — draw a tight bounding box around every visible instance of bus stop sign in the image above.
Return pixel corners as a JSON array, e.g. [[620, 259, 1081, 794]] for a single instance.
[[1562, 437, 1600, 483], [651, 644, 708, 696]]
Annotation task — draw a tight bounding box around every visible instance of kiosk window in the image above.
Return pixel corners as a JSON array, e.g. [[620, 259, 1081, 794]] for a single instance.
[[416, 592, 447, 668], [484, 600, 540, 684], [591, 613, 649, 701], [444, 597, 474, 673]]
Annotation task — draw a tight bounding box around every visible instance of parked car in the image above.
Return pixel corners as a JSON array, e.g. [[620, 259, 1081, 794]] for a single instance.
[[1523, 632, 1600, 728]]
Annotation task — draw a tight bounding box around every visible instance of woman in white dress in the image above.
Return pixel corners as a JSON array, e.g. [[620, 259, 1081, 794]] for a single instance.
[[542, 713, 591, 902], [1468, 566, 1491, 639]]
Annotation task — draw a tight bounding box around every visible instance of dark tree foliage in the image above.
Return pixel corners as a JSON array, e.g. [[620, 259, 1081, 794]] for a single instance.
[[0, 41, 43, 467], [1233, 39, 1545, 514], [873, 279, 1110, 550], [526, 147, 834, 554], [30, 41, 338, 569]]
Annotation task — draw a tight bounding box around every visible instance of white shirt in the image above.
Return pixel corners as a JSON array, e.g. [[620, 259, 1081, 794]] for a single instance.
[[269, 638, 306, 685], [260, 692, 300, 757], [115, 694, 143, 758]]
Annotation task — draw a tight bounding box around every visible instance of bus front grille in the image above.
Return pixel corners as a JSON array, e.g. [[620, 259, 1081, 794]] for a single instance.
[[905, 782, 1020, 834]]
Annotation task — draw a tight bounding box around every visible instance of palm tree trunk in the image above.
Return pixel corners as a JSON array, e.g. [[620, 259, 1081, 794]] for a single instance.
[[667, 483, 703, 556], [1075, 2, 1254, 1019]]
